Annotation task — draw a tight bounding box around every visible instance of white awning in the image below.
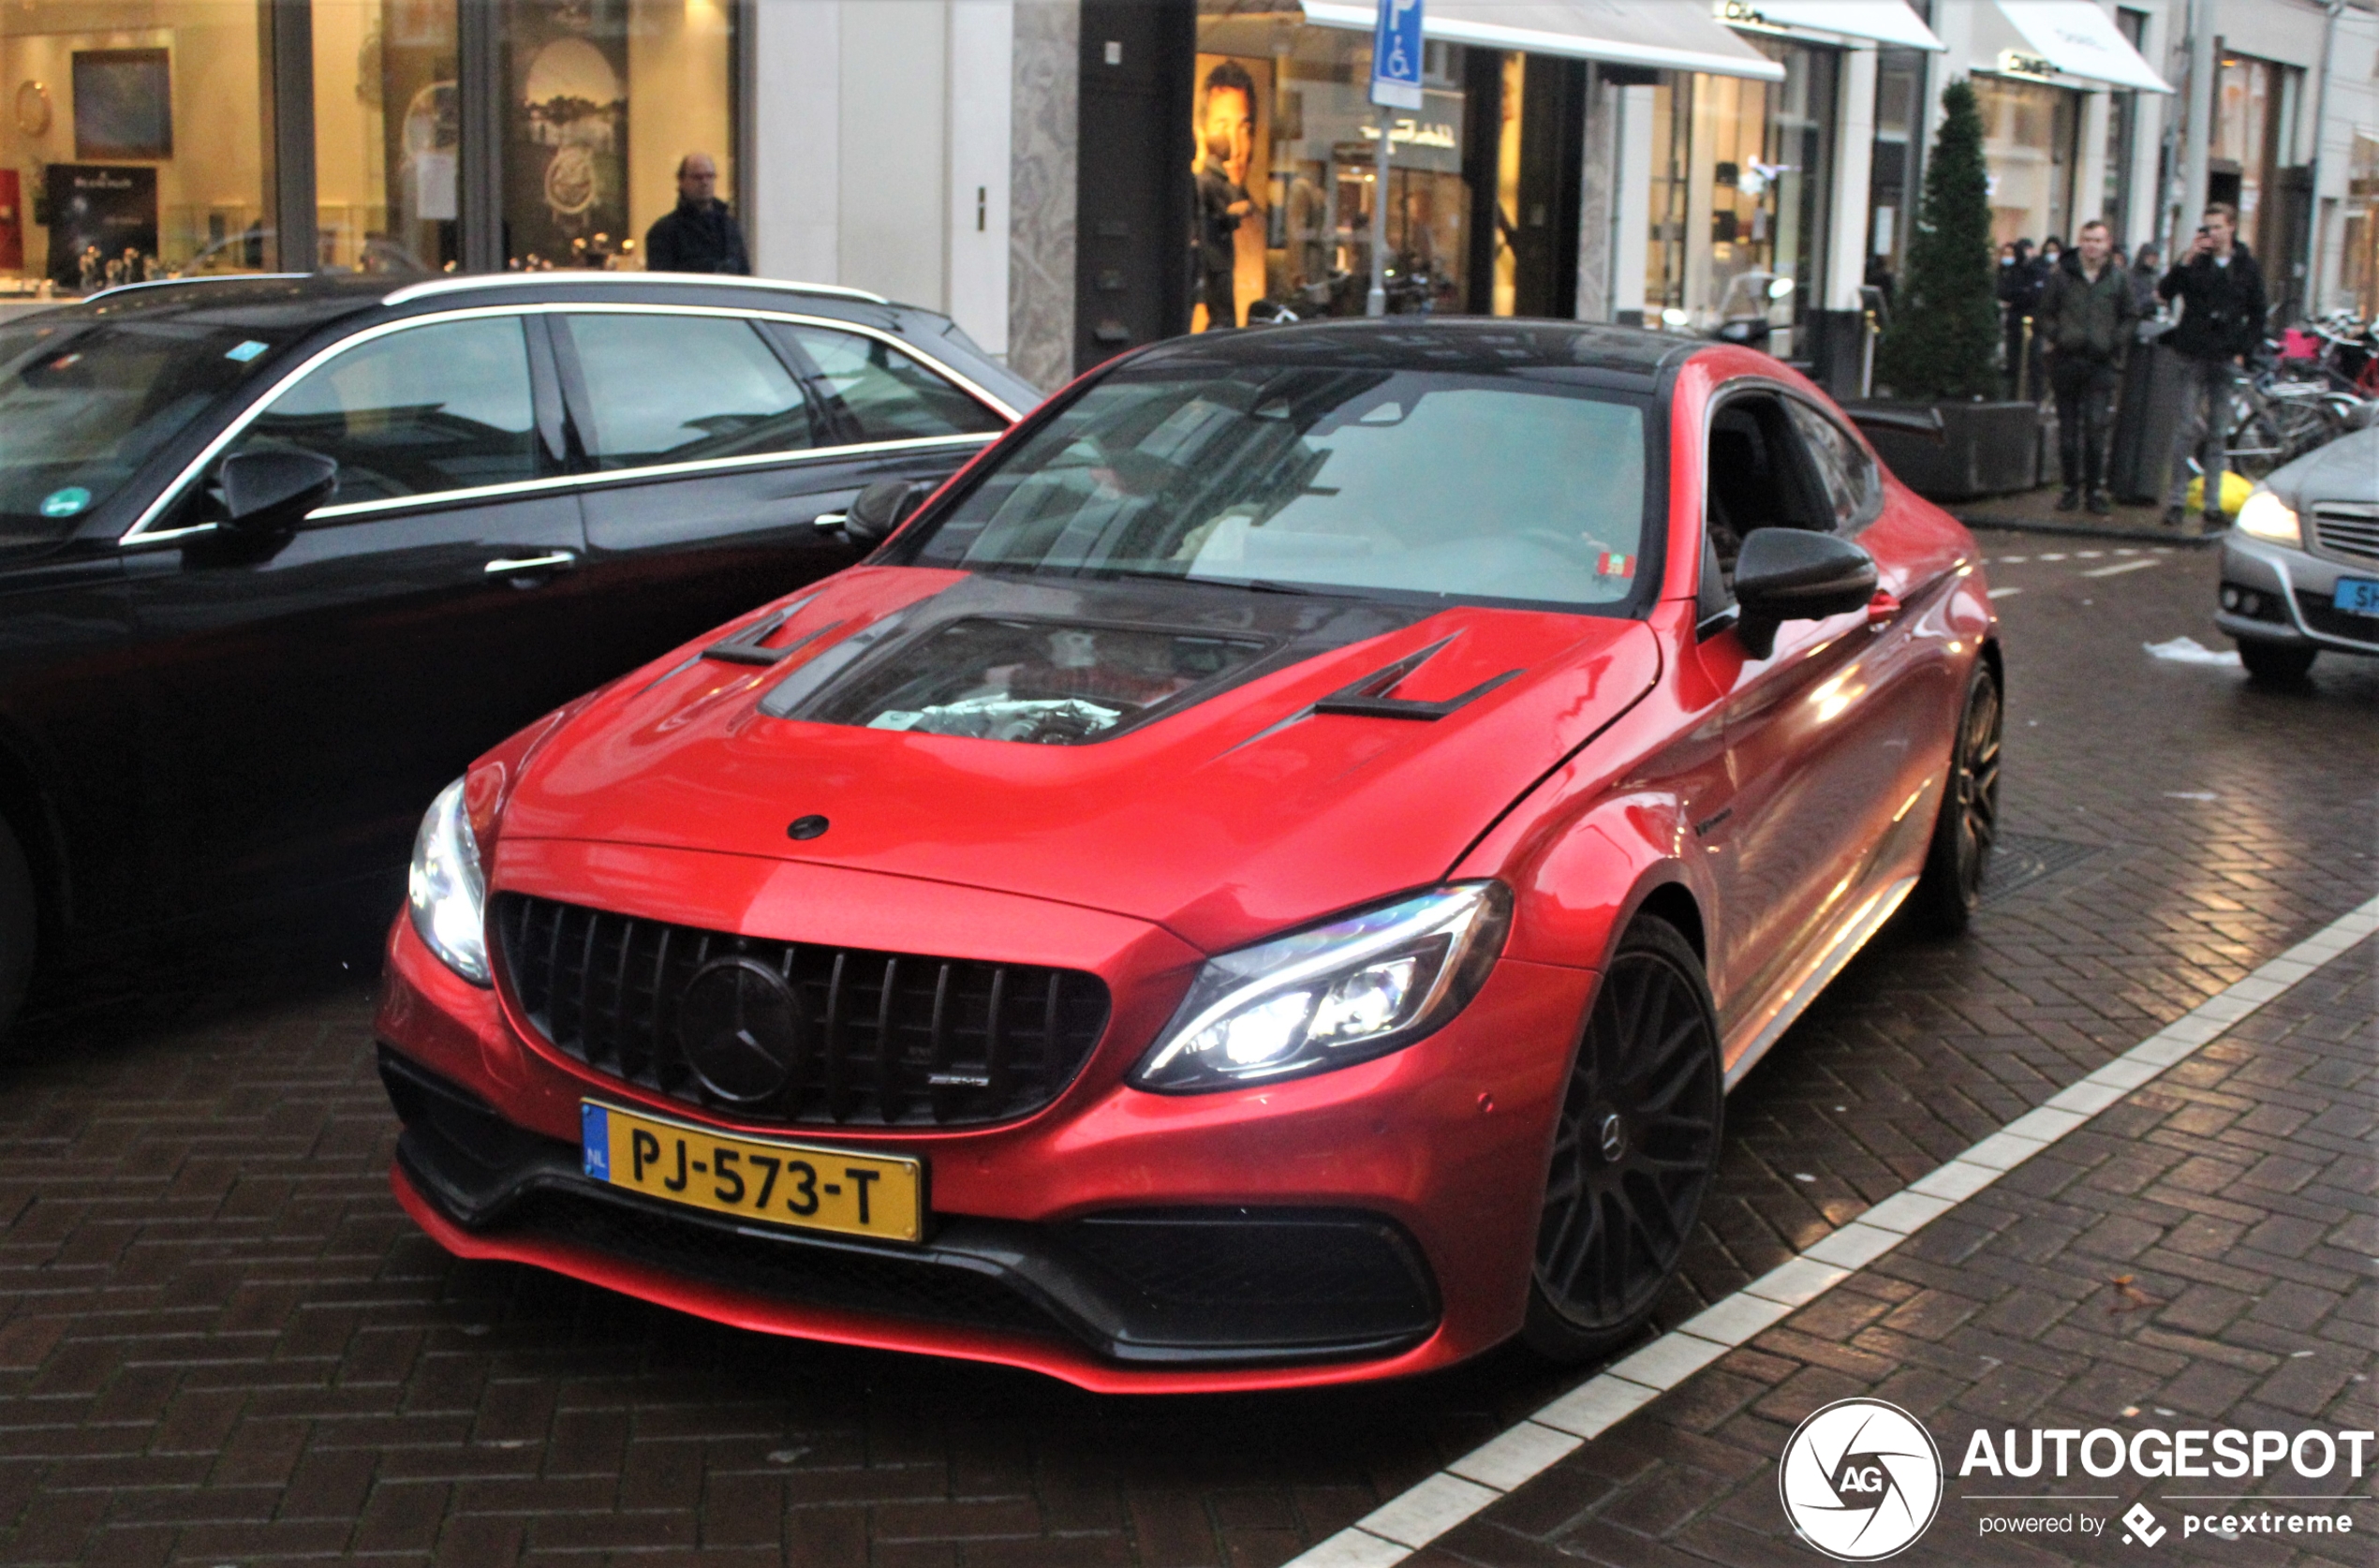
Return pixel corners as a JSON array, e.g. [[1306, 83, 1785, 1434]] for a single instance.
[[1301, 1, 1787, 81], [1724, 0, 1944, 52], [1987, 0, 2172, 92]]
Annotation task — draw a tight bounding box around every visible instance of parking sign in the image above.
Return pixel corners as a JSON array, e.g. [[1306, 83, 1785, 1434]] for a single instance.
[[1370, 0, 1425, 109]]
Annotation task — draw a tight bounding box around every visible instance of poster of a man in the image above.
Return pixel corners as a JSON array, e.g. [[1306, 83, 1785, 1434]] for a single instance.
[[1190, 59, 1268, 331]]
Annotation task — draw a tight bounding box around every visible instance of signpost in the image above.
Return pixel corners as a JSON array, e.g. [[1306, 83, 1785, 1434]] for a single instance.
[[1367, 0, 1423, 316]]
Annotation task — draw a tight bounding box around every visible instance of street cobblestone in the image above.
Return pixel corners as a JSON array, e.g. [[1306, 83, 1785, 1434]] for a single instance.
[[0, 535, 2372, 1565]]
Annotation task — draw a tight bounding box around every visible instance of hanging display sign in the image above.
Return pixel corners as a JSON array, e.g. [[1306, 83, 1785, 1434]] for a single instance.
[[1997, 50, 2058, 81]]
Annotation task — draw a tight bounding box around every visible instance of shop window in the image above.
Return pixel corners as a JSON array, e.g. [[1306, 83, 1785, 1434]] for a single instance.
[[235, 317, 540, 502], [1972, 74, 2079, 248], [564, 313, 818, 469], [2, 4, 268, 289], [1646, 37, 1837, 355], [500, 0, 737, 271], [310, 0, 459, 276]]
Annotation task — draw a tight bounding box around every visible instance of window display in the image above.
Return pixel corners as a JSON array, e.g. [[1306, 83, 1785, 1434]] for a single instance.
[[1190, 11, 1472, 322], [1646, 36, 1837, 355], [1, 2, 266, 288], [1971, 73, 2078, 247], [312, 0, 459, 275]]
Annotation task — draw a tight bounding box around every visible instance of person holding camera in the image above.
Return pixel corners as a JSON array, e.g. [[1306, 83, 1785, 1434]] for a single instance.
[[2157, 204, 2266, 530], [2039, 220, 2135, 514]]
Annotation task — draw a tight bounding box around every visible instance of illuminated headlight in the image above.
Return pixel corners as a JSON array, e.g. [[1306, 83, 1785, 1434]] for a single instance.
[[407, 777, 490, 985], [1132, 883, 1511, 1092], [2235, 488, 2302, 547]]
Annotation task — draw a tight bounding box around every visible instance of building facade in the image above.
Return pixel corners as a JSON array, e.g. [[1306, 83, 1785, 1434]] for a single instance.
[[4, 0, 2375, 388]]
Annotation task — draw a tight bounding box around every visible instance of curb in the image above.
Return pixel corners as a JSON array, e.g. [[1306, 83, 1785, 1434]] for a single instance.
[[1956, 513, 2231, 548]]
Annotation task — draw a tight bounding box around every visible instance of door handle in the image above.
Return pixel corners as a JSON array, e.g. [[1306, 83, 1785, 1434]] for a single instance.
[[484, 551, 578, 576], [812, 511, 848, 531], [1865, 589, 1902, 629]]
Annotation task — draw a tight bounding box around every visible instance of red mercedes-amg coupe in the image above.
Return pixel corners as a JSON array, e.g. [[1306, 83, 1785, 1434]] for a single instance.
[[377, 321, 2001, 1393]]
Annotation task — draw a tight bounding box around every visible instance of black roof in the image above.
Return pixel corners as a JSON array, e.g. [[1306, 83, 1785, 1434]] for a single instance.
[[1130, 318, 1698, 381]]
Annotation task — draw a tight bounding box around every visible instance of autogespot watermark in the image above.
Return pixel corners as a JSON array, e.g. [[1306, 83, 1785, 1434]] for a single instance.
[[1779, 1407, 2376, 1557]]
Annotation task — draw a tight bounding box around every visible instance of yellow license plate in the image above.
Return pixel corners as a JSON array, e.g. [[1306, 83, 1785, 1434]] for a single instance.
[[580, 1102, 923, 1243]]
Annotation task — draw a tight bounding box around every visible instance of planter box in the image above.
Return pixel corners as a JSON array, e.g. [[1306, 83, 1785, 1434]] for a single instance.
[[1845, 399, 2042, 502]]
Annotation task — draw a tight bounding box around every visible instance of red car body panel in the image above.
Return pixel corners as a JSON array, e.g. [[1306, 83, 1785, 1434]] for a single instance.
[[376, 334, 1998, 1391]]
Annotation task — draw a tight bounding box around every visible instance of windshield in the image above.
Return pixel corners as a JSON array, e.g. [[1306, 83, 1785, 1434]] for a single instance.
[[0, 316, 294, 552], [902, 363, 1655, 612]]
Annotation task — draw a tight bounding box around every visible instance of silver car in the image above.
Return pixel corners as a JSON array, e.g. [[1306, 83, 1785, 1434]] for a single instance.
[[2218, 426, 2379, 682]]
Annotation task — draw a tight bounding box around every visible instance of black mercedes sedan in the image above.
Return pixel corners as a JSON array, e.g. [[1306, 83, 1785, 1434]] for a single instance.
[[0, 272, 1036, 1035]]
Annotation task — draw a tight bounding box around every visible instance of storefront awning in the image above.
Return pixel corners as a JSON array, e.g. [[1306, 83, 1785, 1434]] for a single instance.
[[1300, 1, 1787, 81], [1986, 0, 2172, 93], [1723, 1, 1944, 52]]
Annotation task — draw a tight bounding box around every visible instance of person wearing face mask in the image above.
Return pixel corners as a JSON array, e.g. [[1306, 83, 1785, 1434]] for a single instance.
[[1998, 239, 2043, 398], [2157, 203, 2268, 529], [2037, 221, 2135, 513]]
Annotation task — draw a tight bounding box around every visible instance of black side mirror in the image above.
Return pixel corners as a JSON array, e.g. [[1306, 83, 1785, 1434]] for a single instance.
[[1731, 528, 1878, 659], [214, 450, 339, 534], [842, 480, 926, 548]]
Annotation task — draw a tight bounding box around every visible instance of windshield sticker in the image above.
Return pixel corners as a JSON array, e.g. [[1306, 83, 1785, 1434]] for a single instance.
[[39, 487, 92, 519], [224, 340, 270, 362], [1597, 551, 1636, 577]]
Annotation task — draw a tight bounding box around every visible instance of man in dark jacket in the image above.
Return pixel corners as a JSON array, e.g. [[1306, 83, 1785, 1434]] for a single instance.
[[643, 153, 750, 275], [2039, 220, 2136, 513], [2158, 203, 2267, 529]]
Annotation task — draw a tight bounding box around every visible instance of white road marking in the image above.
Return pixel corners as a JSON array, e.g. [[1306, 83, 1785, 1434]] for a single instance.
[[1282, 897, 2379, 1568], [2077, 550, 2105, 558], [2083, 558, 2160, 578], [1987, 587, 2022, 599], [1998, 555, 2030, 564], [2040, 552, 2069, 560]]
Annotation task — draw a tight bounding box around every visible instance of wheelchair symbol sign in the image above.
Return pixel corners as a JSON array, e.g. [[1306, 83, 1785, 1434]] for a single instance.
[[1369, 0, 1426, 110]]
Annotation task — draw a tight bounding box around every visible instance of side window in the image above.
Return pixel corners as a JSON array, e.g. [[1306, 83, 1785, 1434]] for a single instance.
[[562, 314, 818, 470], [1782, 400, 1871, 530], [1700, 392, 1836, 620], [784, 325, 1005, 443], [234, 317, 539, 504]]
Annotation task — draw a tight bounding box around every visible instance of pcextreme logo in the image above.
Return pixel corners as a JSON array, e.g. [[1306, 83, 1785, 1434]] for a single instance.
[[1778, 1398, 1944, 1561]]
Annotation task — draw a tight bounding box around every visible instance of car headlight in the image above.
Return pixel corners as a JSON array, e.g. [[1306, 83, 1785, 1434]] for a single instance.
[[407, 777, 490, 985], [1132, 882, 1512, 1092], [2236, 488, 2302, 547]]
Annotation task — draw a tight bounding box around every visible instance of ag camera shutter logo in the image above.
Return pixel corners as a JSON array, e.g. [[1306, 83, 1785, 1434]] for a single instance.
[[1779, 1398, 1943, 1560]]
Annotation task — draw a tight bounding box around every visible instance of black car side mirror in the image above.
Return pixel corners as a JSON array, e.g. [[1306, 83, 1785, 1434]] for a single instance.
[[842, 479, 926, 548], [1731, 528, 1878, 659], [214, 450, 339, 534]]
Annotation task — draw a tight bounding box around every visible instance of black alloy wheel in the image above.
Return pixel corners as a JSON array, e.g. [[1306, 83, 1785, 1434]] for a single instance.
[[1912, 663, 2002, 935], [1524, 917, 1722, 1363]]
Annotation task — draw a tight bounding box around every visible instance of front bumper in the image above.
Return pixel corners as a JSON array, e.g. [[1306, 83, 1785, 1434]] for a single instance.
[[375, 848, 1594, 1392], [2218, 535, 2379, 656]]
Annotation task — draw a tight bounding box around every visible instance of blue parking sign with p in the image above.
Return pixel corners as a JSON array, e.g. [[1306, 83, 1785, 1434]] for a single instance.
[[1370, 0, 1426, 109]]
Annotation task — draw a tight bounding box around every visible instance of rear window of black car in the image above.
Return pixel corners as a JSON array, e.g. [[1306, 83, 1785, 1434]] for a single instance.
[[0, 316, 295, 552], [900, 363, 1660, 614]]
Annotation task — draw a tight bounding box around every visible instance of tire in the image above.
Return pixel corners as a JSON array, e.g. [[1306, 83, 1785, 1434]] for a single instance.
[[1910, 662, 2003, 936], [2238, 639, 2317, 685], [1523, 917, 1723, 1365], [0, 818, 34, 1043]]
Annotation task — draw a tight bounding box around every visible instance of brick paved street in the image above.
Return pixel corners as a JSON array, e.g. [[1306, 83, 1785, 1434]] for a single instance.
[[0, 534, 2372, 1566]]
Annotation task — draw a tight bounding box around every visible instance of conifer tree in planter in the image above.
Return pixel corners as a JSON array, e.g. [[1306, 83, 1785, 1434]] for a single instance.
[[1859, 79, 2040, 499]]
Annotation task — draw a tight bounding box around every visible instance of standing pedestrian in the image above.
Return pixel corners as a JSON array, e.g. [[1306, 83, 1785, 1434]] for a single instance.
[[2127, 243, 2162, 317], [1998, 238, 2042, 399], [643, 153, 750, 275], [2038, 219, 2135, 514], [2158, 204, 2267, 530]]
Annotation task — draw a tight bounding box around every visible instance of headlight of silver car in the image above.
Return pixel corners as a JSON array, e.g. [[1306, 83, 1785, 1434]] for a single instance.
[[2235, 488, 2302, 547], [1131, 882, 1512, 1092], [407, 777, 490, 985]]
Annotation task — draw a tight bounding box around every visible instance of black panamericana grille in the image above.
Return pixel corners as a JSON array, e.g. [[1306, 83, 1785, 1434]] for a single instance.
[[494, 894, 1111, 1128]]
